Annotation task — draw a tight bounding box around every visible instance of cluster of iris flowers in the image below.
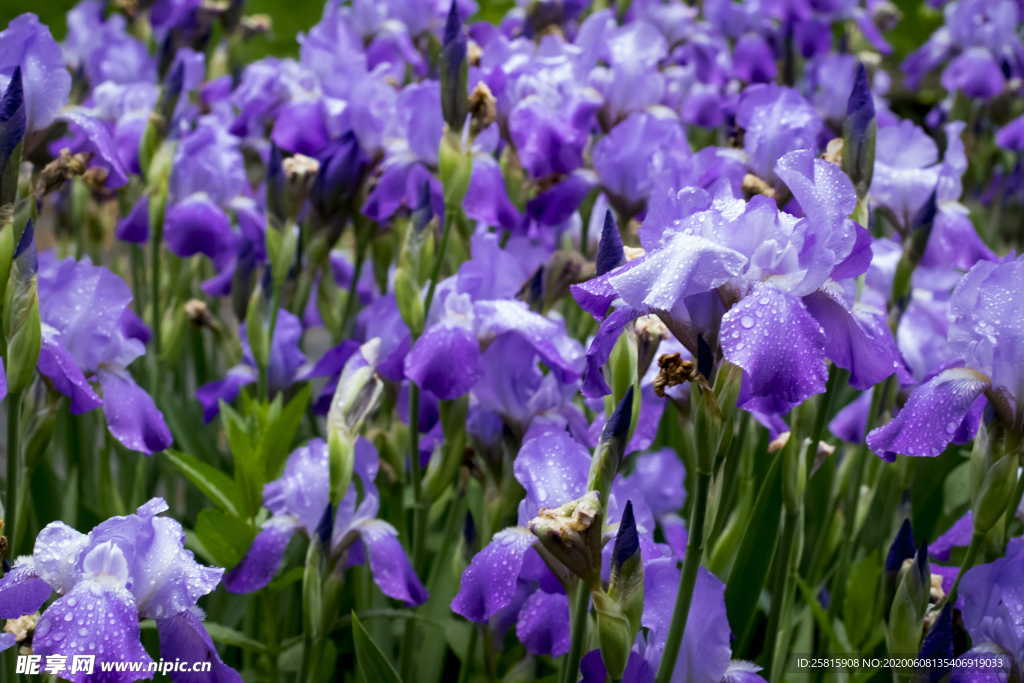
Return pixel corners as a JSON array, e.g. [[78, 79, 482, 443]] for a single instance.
[[0, 0, 1023, 681]]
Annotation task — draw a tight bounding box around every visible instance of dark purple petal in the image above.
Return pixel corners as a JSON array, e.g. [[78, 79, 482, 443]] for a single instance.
[[165, 197, 239, 270], [0, 561, 52, 618], [526, 171, 595, 226], [722, 285, 828, 415], [996, 114, 1024, 151], [451, 527, 535, 622], [61, 109, 129, 188], [867, 367, 989, 460], [157, 609, 243, 683], [464, 156, 523, 232], [404, 325, 481, 400], [515, 590, 570, 656], [271, 100, 330, 156], [941, 48, 1006, 100], [223, 518, 298, 594]]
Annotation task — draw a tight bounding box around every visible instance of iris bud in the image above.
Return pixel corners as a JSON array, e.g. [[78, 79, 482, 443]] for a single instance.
[[0, 67, 25, 207], [842, 63, 876, 199], [4, 220, 40, 396], [439, 130, 472, 209], [887, 544, 929, 658], [440, 0, 468, 132], [969, 423, 1017, 536], [587, 388, 634, 501], [312, 132, 365, 222]]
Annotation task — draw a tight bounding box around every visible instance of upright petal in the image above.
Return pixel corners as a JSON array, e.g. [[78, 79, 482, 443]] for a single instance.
[[514, 426, 591, 525], [867, 367, 990, 460]]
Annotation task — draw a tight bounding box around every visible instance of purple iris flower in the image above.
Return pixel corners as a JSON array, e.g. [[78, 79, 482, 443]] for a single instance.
[[404, 234, 583, 401], [575, 150, 897, 415], [868, 255, 1024, 459], [63, 1, 156, 87], [948, 538, 1024, 680], [905, 0, 1020, 99], [223, 438, 427, 605], [196, 308, 306, 422], [0, 13, 70, 132], [36, 253, 171, 455], [0, 498, 239, 682]]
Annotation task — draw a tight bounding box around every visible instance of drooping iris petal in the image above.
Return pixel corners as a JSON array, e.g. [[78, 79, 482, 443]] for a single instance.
[[474, 299, 584, 382], [0, 561, 52, 618], [451, 527, 535, 622], [98, 368, 172, 455], [802, 287, 899, 389], [164, 196, 239, 270], [196, 366, 257, 422], [628, 449, 686, 518], [867, 367, 990, 460], [464, 156, 523, 232], [157, 609, 243, 683], [515, 590, 570, 656], [958, 538, 1024, 669], [116, 195, 149, 243], [404, 325, 482, 400], [33, 581, 154, 682], [223, 518, 299, 594], [61, 109, 129, 188], [354, 520, 428, 606], [721, 284, 828, 415], [941, 48, 1005, 99], [37, 341, 104, 414], [931, 512, 973, 562]]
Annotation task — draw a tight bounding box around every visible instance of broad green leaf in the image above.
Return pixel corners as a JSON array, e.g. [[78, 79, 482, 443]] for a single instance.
[[203, 622, 268, 653], [165, 450, 244, 517], [352, 611, 402, 683], [194, 508, 256, 569], [262, 383, 312, 479]]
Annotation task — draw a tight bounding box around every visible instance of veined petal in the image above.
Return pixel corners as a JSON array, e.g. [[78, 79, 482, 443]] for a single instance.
[[157, 609, 243, 683], [354, 519, 427, 606], [98, 369, 172, 455], [514, 426, 590, 525], [722, 284, 828, 415], [0, 560, 52, 618], [867, 367, 990, 460], [33, 581, 153, 682], [404, 325, 482, 400], [37, 341, 103, 414]]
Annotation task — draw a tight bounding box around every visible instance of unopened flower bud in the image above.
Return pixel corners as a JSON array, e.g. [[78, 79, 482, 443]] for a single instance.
[[0, 67, 25, 208], [888, 543, 930, 657], [313, 132, 365, 222], [440, 0, 468, 132], [842, 63, 876, 199], [587, 388, 634, 500], [595, 210, 625, 276]]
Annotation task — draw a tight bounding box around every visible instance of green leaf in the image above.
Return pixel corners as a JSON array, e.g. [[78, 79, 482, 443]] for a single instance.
[[203, 622, 268, 652], [726, 445, 784, 652], [261, 383, 312, 479], [352, 611, 402, 683], [165, 450, 244, 517], [194, 508, 257, 569]]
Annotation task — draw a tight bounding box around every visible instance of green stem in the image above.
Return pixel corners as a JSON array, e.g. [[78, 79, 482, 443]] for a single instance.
[[561, 581, 592, 683], [940, 532, 983, 609], [5, 392, 20, 556], [457, 625, 479, 683], [339, 237, 368, 338], [654, 467, 711, 683]]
